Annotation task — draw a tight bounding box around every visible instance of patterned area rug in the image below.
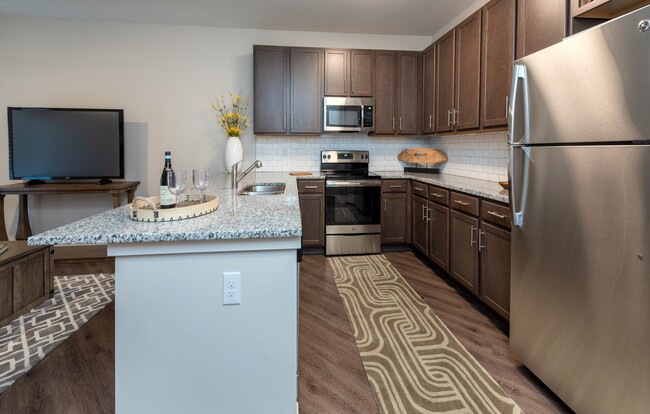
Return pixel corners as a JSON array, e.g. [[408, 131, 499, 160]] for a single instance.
[[328, 255, 521, 414], [0, 273, 114, 394]]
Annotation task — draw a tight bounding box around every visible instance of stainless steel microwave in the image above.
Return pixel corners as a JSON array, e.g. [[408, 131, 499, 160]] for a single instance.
[[323, 97, 374, 133]]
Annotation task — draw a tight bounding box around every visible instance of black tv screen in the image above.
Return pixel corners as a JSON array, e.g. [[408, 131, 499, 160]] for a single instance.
[[7, 107, 124, 181]]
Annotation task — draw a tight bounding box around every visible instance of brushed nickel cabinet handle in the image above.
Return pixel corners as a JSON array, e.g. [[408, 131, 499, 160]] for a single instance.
[[470, 225, 477, 247], [426, 208, 431, 222], [429, 114, 433, 129], [454, 200, 469, 207], [447, 110, 452, 126], [304, 185, 318, 189], [390, 185, 403, 189], [422, 204, 427, 221], [478, 230, 485, 252], [392, 117, 395, 131], [399, 117, 402, 131], [487, 210, 506, 219], [431, 193, 443, 198], [454, 109, 459, 125], [384, 199, 387, 213]]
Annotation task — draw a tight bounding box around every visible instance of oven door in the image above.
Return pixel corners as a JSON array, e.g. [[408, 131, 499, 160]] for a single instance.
[[325, 179, 381, 255]]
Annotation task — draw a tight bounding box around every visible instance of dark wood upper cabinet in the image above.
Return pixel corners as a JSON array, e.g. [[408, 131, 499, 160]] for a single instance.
[[455, 10, 482, 131], [374, 51, 398, 134], [397, 52, 418, 135], [350, 50, 375, 97], [435, 11, 481, 133], [290, 48, 323, 134], [253, 46, 288, 134], [482, 0, 516, 128], [435, 30, 455, 133], [324, 49, 375, 97], [421, 45, 436, 134], [516, 0, 568, 59], [324, 49, 348, 96]]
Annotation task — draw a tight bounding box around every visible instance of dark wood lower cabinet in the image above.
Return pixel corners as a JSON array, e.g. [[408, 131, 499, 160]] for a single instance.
[[411, 196, 428, 253], [479, 221, 511, 319], [427, 202, 449, 273], [298, 180, 325, 247], [381, 193, 408, 244], [450, 210, 480, 295]]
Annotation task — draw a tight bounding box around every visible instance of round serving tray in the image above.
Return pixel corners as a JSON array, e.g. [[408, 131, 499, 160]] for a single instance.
[[127, 195, 219, 222]]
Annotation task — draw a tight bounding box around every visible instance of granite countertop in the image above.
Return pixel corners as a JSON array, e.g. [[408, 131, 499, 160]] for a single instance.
[[379, 171, 509, 203], [28, 172, 303, 246], [291, 170, 508, 203], [27, 170, 507, 246]]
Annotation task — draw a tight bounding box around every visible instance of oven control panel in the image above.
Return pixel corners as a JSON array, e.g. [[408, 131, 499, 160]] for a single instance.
[[321, 150, 369, 164]]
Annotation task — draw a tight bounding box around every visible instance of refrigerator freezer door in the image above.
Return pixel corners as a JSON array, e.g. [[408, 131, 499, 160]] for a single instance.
[[510, 144, 650, 414], [508, 5, 650, 146]]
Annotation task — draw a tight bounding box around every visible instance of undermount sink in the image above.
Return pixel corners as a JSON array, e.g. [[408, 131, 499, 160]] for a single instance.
[[238, 183, 286, 195]]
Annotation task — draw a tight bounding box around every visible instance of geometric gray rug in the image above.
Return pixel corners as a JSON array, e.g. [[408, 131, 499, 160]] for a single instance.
[[0, 273, 115, 394]]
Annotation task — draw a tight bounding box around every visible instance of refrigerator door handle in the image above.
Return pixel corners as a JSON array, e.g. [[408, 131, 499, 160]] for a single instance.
[[508, 63, 529, 146], [509, 145, 529, 228]]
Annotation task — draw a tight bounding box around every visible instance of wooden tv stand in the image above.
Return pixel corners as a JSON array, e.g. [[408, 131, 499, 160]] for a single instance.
[[0, 181, 140, 240]]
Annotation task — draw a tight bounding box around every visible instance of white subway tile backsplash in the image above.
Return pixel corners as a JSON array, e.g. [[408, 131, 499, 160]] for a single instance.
[[255, 131, 508, 182]]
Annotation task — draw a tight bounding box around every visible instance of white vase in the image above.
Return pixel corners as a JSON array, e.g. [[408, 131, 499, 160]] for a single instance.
[[224, 135, 243, 173]]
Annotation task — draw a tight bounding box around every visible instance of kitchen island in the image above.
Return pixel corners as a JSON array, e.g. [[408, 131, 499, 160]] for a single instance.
[[28, 172, 302, 414]]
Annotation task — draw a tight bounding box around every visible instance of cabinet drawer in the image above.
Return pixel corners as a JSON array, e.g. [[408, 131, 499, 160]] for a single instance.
[[382, 180, 407, 193], [298, 180, 324, 193], [481, 201, 511, 229], [450, 192, 479, 216], [411, 181, 428, 198], [428, 186, 449, 205]]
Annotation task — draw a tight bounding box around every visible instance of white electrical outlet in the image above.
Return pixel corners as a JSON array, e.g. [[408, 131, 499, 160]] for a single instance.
[[223, 272, 241, 305]]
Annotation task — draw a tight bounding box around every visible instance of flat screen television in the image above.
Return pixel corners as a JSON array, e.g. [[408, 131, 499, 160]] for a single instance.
[[7, 107, 124, 183]]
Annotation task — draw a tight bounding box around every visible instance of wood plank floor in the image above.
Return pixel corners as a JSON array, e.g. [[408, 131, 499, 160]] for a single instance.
[[0, 252, 572, 413]]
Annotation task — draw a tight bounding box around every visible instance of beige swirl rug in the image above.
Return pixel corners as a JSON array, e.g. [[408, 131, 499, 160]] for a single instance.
[[328, 255, 521, 414]]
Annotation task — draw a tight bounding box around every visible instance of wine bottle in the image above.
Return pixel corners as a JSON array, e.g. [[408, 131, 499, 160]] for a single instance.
[[159, 151, 176, 209]]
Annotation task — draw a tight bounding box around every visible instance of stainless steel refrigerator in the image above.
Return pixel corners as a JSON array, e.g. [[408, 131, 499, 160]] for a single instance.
[[508, 5, 650, 414]]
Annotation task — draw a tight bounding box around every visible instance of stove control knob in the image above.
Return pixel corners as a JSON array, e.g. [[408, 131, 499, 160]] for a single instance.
[[322, 155, 326, 159], [327, 155, 331, 159]]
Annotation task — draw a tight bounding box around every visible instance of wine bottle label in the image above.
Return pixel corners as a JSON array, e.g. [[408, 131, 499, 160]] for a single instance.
[[160, 186, 175, 207]]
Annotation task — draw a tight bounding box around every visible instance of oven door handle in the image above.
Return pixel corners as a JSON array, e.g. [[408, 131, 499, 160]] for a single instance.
[[326, 180, 382, 187]]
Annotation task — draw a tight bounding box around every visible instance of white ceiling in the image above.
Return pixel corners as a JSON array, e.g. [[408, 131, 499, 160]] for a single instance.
[[0, 0, 478, 36]]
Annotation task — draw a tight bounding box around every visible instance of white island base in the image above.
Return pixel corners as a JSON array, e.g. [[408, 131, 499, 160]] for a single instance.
[[108, 237, 300, 414]]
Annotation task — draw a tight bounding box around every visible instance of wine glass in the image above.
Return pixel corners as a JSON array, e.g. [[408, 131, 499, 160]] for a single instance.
[[167, 170, 188, 207], [193, 169, 210, 202]]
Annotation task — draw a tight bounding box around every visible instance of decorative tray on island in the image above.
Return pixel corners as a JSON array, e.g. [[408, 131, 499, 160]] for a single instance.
[[127, 195, 219, 222]]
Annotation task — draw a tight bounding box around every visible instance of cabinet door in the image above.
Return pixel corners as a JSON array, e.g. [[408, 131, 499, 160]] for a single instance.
[[435, 30, 455, 133], [253, 46, 288, 134], [455, 10, 482, 131], [516, 0, 567, 59], [324, 49, 348, 96], [382, 193, 408, 244], [479, 221, 511, 319], [411, 196, 428, 253], [290, 48, 323, 134], [397, 52, 418, 135], [421, 45, 436, 134], [374, 51, 397, 134], [450, 211, 479, 295], [428, 202, 449, 273], [299, 194, 324, 246], [482, 0, 516, 128], [350, 50, 375, 97]]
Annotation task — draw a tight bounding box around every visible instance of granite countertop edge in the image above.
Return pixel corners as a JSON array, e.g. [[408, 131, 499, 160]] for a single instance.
[[28, 170, 507, 246]]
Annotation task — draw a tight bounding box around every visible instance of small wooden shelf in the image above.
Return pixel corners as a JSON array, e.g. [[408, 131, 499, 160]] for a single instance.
[[0, 181, 140, 240]]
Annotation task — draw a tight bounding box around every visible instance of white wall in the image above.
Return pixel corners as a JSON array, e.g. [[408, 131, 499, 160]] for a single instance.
[[430, 0, 489, 41], [0, 15, 429, 237]]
